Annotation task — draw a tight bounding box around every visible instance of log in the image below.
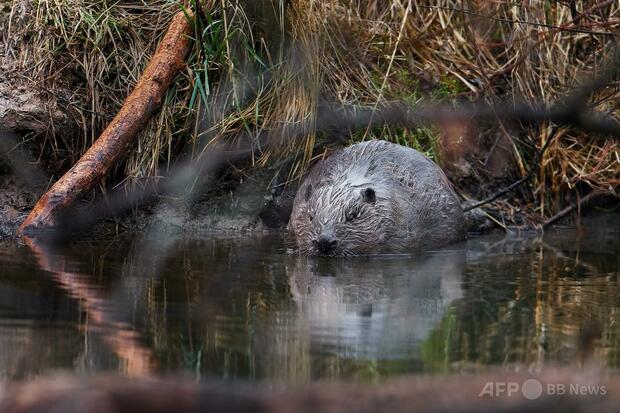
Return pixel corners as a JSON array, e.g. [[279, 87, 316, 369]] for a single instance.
[[18, 9, 194, 235]]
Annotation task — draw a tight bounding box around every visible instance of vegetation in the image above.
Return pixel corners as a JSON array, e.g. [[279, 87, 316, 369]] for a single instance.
[[5, 0, 619, 223]]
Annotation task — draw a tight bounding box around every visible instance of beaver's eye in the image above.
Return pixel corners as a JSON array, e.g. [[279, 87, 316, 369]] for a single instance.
[[361, 187, 376, 204], [309, 213, 315, 222]]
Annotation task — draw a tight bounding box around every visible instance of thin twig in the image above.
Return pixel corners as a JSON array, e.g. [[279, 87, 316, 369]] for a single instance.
[[418, 5, 615, 36], [463, 127, 560, 212], [542, 191, 606, 228]]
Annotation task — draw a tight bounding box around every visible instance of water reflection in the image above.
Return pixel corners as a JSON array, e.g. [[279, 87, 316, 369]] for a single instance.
[[22, 237, 155, 376], [248, 252, 465, 383], [0, 217, 618, 382], [285, 253, 464, 359]]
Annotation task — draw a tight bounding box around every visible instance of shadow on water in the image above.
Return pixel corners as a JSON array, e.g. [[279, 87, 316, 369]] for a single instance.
[[0, 215, 618, 383]]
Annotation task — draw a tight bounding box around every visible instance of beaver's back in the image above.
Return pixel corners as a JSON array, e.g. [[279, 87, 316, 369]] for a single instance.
[[348, 140, 464, 249]]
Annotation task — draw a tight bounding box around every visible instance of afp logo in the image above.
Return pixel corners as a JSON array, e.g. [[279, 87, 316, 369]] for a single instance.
[[479, 379, 543, 399]]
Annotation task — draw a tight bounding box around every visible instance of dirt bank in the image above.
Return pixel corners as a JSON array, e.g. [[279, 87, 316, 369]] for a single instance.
[[1, 1, 617, 239]]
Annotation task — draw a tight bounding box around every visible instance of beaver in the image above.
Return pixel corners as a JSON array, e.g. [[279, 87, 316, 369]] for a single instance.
[[288, 140, 465, 256]]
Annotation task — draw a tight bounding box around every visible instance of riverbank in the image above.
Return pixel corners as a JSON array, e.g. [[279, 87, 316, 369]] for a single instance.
[[1, 1, 618, 237]]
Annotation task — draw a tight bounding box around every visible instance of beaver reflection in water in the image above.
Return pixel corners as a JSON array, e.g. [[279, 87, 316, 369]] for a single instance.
[[289, 140, 465, 256]]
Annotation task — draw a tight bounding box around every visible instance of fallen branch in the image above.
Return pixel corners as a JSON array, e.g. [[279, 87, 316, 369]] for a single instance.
[[18, 9, 194, 235], [542, 191, 607, 228]]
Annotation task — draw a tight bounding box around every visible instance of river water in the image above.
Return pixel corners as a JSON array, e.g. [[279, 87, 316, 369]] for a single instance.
[[0, 215, 618, 383]]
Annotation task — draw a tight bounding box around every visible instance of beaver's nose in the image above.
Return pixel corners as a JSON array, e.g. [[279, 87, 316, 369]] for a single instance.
[[314, 234, 338, 254]]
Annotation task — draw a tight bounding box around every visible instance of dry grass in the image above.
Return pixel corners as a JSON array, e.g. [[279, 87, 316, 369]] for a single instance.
[[5, 0, 620, 221], [283, 0, 620, 221], [5, 0, 183, 177]]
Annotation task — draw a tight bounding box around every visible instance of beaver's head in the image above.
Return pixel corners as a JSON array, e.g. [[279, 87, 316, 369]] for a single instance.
[[289, 170, 401, 256]]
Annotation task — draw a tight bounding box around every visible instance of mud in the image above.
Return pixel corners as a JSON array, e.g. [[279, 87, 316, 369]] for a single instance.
[[0, 1, 69, 134], [0, 177, 37, 238]]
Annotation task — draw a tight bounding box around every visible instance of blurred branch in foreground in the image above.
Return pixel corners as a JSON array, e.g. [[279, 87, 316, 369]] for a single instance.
[[0, 369, 617, 413]]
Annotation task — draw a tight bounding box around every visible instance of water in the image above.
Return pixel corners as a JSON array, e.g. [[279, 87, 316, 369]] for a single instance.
[[0, 215, 618, 383]]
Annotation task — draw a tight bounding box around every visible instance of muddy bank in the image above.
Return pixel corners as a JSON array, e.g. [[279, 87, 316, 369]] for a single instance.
[[0, 1, 69, 135], [0, 173, 287, 240], [0, 177, 37, 238], [98, 168, 296, 237], [0, 129, 46, 238], [0, 149, 297, 240]]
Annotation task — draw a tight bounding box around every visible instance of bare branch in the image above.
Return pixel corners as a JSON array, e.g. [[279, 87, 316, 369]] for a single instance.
[[418, 5, 616, 36]]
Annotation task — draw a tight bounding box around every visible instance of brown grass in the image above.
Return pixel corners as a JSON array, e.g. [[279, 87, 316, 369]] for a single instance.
[[5, 0, 620, 222]]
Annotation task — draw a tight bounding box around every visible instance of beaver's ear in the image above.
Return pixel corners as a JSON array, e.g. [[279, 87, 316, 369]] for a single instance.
[[304, 184, 313, 202], [361, 187, 376, 204]]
